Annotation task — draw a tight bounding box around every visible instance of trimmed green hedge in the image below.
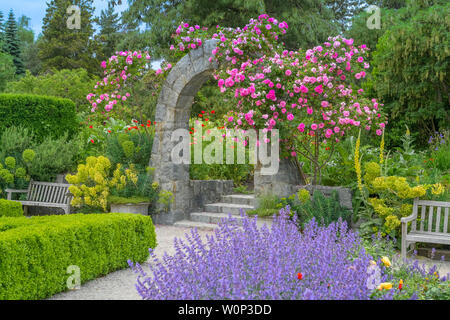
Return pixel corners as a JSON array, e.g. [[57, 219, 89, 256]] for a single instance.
[[0, 213, 157, 300], [0, 94, 78, 141], [0, 199, 23, 217]]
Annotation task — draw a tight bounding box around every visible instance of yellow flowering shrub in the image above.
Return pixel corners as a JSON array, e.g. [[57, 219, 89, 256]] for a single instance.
[[66, 156, 136, 212], [359, 161, 446, 238]]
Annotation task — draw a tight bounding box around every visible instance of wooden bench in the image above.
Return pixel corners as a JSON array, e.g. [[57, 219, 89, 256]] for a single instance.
[[401, 198, 450, 260], [5, 180, 73, 214]]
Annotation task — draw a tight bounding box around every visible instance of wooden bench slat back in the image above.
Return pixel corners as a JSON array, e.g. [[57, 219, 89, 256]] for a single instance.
[[26, 181, 71, 204], [414, 199, 450, 234]]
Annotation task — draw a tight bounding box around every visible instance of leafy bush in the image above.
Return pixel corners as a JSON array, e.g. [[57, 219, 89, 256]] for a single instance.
[[0, 126, 35, 163], [66, 156, 161, 212], [0, 93, 78, 142], [0, 151, 33, 197], [4, 69, 96, 111], [0, 199, 23, 217], [27, 133, 80, 181], [0, 213, 156, 300], [105, 128, 154, 171], [286, 189, 352, 228]]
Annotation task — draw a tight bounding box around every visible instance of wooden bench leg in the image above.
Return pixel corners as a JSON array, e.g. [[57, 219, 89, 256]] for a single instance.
[[401, 237, 407, 261]]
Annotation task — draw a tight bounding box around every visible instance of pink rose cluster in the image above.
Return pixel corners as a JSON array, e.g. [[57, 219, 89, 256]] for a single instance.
[[171, 22, 208, 52], [210, 32, 386, 149], [88, 50, 151, 113]]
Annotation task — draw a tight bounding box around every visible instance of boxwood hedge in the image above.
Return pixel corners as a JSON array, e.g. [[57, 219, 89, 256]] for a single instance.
[[0, 94, 78, 142], [0, 213, 157, 300], [0, 199, 23, 217]]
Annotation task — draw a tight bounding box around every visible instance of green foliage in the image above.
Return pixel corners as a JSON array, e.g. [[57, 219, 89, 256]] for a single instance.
[[0, 213, 156, 299], [27, 133, 80, 181], [0, 150, 32, 196], [105, 129, 154, 171], [289, 190, 352, 227], [188, 119, 253, 186], [0, 126, 34, 163], [3, 10, 24, 75], [247, 193, 283, 218], [0, 199, 23, 217], [371, 0, 450, 147], [107, 195, 151, 204], [0, 52, 16, 91], [0, 93, 78, 142], [5, 69, 96, 111], [157, 189, 174, 213], [233, 185, 252, 194], [96, 2, 122, 60], [38, 0, 99, 75]]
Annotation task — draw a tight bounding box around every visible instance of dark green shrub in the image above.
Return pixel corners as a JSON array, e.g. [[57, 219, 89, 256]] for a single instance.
[[0, 199, 24, 217], [105, 130, 154, 171], [0, 126, 35, 163], [28, 133, 81, 181], [0, 213, 157, 300], [0, 94, 78, 142], [290, 190, 351, 227]]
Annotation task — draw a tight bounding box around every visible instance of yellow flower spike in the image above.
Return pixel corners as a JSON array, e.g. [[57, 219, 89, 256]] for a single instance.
[[381, 256, 391, 267], [379, 128, 385, 165], [377, 282, 393, 291], [354, 129, 363, 194]]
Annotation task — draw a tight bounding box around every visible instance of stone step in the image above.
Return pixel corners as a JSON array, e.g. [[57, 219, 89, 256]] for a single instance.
[[221, 194, 257, 206], [190, 212, 245, 225], [173, 220, 219, 231], [204, 202, 255, 215]]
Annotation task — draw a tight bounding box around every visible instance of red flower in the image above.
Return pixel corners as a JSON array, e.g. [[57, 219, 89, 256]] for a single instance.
[[201, 110, 205, 114], [198, 114, 203, 117], [211, 110, 215, 114], [297, 273, 303, 280], [90, 139, 94, 144], [107, 130, 111, 133], [89, 125, 93, 129], [205, 118, 209, 121]]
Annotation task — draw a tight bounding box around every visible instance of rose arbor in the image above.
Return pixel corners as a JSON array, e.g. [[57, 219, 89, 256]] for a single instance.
[[87, 15, 386, 223]]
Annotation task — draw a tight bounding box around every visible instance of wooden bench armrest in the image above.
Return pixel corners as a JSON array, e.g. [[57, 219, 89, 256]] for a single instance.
[[5, 189, 28, 193], [5, 188, 28, 200], [401, 213, 417, 223]]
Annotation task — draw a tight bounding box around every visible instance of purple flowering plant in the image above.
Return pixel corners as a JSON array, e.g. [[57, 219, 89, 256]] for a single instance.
[[128, 206, 450, 300]]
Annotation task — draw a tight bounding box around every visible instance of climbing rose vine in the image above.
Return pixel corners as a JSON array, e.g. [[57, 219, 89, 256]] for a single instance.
[[87, 50, 153, 113], [88, 15, 387, 184], [170, 15, 387, 184]]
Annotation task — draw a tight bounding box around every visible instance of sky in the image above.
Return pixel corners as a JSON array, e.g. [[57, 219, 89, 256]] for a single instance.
[[0, 0, 129, 39]]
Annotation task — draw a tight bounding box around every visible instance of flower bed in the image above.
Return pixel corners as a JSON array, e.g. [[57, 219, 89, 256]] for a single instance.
[[0, 213, 156, 300], [130, 206, 449, 300]]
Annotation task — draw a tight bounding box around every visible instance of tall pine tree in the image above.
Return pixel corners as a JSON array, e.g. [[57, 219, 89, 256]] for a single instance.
[[97, 2, 121, 59], [0, 11, 5, 51], [4, 10, 25, 75], [38, 0, 99, 75]]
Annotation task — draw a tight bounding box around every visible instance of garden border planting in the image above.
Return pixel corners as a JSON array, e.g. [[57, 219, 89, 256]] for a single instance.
[[0, 213, 156, 300]]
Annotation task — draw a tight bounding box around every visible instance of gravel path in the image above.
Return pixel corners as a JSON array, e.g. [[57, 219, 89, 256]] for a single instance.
[[49, 224, 450, 300], [49, 225, 215, 300]]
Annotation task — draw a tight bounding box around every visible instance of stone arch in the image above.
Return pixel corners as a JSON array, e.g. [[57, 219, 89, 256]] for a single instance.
[[150, 39, 218, 223], [150, 39, 303, 224]]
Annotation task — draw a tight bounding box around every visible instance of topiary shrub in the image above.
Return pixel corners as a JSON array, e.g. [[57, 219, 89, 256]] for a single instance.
[[0, 199, 24, 217], [0, 94, 78, 142], [0, 213, 156, 300]]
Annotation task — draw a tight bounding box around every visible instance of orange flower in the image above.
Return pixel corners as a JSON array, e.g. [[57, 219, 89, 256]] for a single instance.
[[297, 273, 303, 280], [398, 279, 403, 291]]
